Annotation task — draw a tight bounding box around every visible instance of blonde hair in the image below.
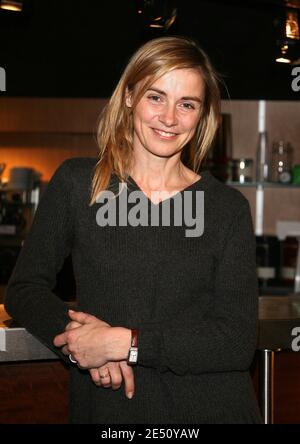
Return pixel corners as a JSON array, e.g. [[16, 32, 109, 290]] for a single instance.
[[90, 36, 221, 205]]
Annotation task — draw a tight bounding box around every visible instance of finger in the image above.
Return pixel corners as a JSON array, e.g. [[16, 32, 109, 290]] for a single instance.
[[68, 310, 110, 328], [120, 361, 135, 399], [98, 366, 111, 388], [106, 362, 122, 391], [65, 321, 81, 331], [68, 310, 97, 324], [89, 368, 101, 386], [53, 332, 68, 347], [61, 345, 70, 356]]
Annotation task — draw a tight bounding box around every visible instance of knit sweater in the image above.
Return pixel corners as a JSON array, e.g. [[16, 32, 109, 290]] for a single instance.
[[5, 157, 262, 424]]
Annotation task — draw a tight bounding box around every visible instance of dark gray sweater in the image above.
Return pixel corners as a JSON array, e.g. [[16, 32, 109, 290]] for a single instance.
[[5, 157, 262, 424]]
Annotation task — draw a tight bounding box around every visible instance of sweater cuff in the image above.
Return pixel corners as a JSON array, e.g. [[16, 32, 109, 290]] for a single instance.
[[137, 326, 162, 368]]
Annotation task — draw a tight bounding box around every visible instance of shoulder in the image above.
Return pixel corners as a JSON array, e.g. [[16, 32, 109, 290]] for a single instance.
[[201, 170, 251, 218], [200, 172, 254, 253], [55, 157, 98, 179], [46, 158, 98, 202], [50, 157, 98, 192]]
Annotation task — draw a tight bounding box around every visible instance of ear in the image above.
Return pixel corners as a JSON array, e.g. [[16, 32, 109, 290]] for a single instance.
[[125, 87, 133, 108]]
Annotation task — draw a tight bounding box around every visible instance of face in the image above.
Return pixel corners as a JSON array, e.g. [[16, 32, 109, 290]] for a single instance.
[[126, 68, 205, 159]]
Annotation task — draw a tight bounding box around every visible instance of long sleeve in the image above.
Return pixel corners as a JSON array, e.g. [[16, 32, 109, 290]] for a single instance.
[[137, 201, 259, 376], [4, 160, 74, 361]]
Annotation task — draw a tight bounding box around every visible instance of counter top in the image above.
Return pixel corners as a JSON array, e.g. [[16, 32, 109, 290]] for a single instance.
[[1, 296, 300, 362], [0, 305, 57, 362]]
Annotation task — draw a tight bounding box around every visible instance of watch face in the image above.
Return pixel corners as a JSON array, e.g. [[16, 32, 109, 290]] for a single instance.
[[128, 348, 138, 363]]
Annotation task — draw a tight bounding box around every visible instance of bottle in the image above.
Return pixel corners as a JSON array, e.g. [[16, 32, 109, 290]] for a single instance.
[[270, 141, 293, 183], [256, 131, 269, 183], [292, 165, 300, 185]]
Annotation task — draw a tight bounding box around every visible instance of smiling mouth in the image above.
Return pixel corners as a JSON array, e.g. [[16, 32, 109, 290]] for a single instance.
[[152, 128, 178, 139]]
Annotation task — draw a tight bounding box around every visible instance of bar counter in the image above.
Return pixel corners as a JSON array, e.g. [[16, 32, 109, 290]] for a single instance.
[[1, 297, 300, 424], [2, 296, 300, 361]]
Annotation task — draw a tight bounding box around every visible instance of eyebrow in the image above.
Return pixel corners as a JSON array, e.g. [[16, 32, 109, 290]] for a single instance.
[[146, 87, 203, 103]]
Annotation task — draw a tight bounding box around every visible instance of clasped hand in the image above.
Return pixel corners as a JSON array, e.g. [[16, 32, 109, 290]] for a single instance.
[[53, 310, 135, 399]]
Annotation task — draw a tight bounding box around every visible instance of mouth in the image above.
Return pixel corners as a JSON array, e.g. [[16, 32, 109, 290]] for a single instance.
[[151, 128, 178, 139]]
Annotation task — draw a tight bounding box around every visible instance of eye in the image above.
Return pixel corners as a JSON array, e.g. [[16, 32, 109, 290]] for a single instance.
[[180, 102, 195, 110], [147, 94, 162, 103]]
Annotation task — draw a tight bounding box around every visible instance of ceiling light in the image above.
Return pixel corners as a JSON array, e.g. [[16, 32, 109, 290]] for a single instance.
[[137, 0, 177, 31], [275, 8, 300, 63], [0, 0, 23, 12], [276, 56, 292, 63], [286, 11, 300, 39], [276, 44, 292, 63]]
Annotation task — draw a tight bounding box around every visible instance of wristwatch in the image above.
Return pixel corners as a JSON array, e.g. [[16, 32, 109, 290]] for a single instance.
[[127, 328, 139, 365]]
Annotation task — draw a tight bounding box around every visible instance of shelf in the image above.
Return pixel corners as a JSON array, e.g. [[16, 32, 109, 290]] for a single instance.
[[227, 181, 300, 188]]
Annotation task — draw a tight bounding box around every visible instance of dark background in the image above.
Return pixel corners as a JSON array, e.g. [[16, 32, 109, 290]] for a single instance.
[[0, 0, 299, 99]]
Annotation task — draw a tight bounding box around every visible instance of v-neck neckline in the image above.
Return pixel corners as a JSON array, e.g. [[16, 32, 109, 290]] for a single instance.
[[127, 172, 208, 207]]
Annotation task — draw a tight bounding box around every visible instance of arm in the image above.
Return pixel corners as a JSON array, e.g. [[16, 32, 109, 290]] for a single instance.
[[136, 201, 259, 376], [4, 160, 74, 362]]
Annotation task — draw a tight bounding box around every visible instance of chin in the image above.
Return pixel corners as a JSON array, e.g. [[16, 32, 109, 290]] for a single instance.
[[147, 146, 182, 158], [144, 140, 184, 158]]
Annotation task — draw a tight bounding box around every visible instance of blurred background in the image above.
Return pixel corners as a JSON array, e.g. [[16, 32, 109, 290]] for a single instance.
[[0, 0, 299, 99]]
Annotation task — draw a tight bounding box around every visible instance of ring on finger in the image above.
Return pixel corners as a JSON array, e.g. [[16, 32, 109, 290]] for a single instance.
[[69, 354, 77, 364]]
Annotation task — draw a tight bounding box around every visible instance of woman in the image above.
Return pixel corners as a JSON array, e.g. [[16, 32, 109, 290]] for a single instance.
[[5, 36, 262, 424]]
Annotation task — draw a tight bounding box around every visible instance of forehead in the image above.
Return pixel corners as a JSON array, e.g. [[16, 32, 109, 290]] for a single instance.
[[148, 68, 205, 97]]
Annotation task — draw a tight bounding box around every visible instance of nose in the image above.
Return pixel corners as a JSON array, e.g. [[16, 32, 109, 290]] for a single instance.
[[158, 103, 177, 128]]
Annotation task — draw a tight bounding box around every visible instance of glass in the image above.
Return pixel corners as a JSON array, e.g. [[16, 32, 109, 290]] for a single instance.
[[270, 141, 293, 183], [231, 159, 253, 183]]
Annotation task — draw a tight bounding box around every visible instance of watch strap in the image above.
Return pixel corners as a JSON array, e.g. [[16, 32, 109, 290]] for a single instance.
[[131, 328, 139, 347], [127, 328, 139, 365]]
